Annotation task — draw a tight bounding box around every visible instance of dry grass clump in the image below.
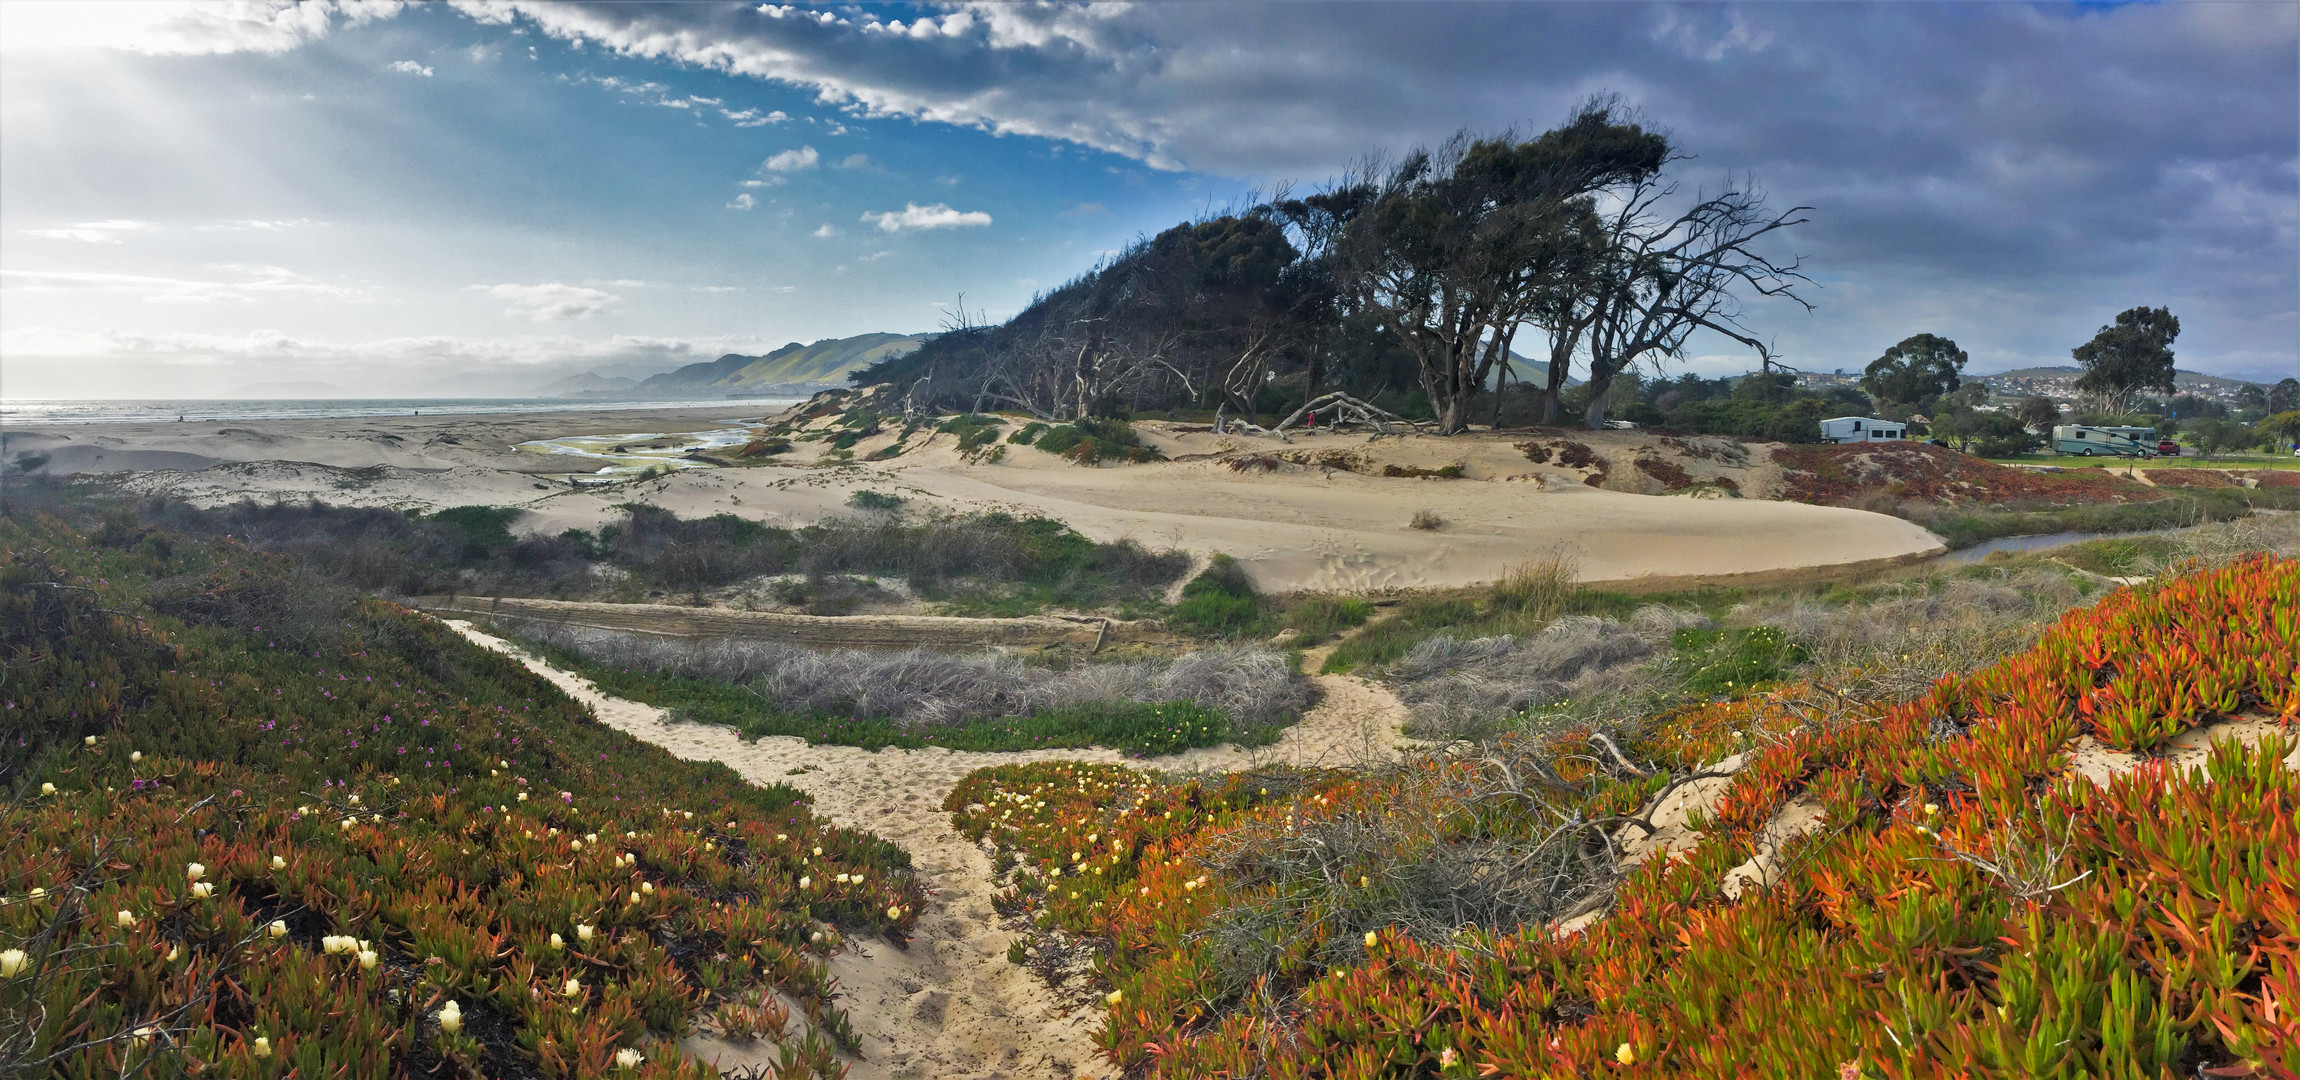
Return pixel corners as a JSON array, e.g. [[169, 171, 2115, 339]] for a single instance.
[[1407, 508, 1446, 531], [1489, 546, 1579, 623], [517, 622, 1311, 730], [1388, 608, 1707, 742]]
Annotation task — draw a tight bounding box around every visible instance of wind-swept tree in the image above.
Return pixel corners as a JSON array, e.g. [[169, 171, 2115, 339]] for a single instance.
[[1311, 103, 1670, 434], [1572, 176, 1814, 429], [2072, 306, 2180, 415]]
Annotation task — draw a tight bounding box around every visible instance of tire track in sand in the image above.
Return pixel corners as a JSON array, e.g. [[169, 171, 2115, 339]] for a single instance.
[[443, 620, 1409, 1080]]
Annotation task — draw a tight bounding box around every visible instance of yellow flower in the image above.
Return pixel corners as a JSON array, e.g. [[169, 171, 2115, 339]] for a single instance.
[[1105, 988, 1123, 1005], [84, 735, 97, 746], [887, 905, 903, 920], [562, 977, 582, 998], [1923, 803, 1940, 816], [252, 1036, 272, 1058], [0, 949, 27, 977], [1364, 930, 1378, 949], [1616, 1042, 1636, 1064], [40, 783, 54, 795]]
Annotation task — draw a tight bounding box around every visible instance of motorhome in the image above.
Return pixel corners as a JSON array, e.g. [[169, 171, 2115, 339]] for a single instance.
[[1818, 416, 1906, 444], [2053, 425, 2159, 457]]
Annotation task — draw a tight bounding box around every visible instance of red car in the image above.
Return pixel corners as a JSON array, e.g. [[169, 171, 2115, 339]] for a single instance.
[[2157, 439, 2181, 458]]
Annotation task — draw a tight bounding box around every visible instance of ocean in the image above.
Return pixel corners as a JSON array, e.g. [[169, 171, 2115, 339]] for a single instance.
[[0, 397, 806, 426]]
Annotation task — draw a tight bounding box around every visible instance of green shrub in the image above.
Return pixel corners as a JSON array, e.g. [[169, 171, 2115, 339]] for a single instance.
[[1008, 421, 1051, 446], [1170, 555, 1262, 637], [937, 413, 1008, 454], [846, 489, 906, 511], [1668, 625, 1807, 695]]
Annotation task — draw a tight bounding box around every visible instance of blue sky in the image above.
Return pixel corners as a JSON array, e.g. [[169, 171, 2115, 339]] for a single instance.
[[1, 1, 2292, 397]]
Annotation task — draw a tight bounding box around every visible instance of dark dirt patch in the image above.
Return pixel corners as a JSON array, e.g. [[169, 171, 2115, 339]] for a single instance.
[[1771, 443, 2164, 507]]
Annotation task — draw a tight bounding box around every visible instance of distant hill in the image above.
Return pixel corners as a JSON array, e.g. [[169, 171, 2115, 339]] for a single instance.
[[634, 333, 925, 396], [1980, 366, 2269, 391], [227, 380, 352, 398], [535, 371, 637, 398]]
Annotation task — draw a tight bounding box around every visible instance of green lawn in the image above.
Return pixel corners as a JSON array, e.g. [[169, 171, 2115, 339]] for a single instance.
[[1981, 452, 2300, 469]]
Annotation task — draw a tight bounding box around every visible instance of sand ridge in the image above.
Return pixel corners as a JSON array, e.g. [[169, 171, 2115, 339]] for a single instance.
[[17, 404, 1948, 593], [439, 621, 1410, 1080]]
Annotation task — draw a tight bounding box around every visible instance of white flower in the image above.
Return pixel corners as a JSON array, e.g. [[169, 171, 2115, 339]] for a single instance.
[[271, 855, 286, 870], [191, 882, 213, 899], [0, 949, 27, 977], [517, 792, 528, 802], [84, 736, 97, 746], [798, 876, 812, 889], [682, 811, 693, 820], [549, 933, 564, 950], [348, 794, 360, 806], [166, 944, 182, 962], [117, 910, 137, 928], [886, 905, 903, 920], [570, 840, 582, 851], [562, 977, 582, 998], [269, 920, 288, 939], [812, 846, 823, 856], [1439, 1047, 1459, 1068], [576, 924, 594, 942], [252, 1035, 272, 1058], [584, 833, 598, 844], [130, 751, 143, 763], [29, 887, 44, 900], [438, 1000, 463, 1035], [341, 818, 355, 830], [627, 891, 641, 905], [358, 949, 378, 970], [615, 1047, 643, 1069], [40, 783, 54, 795], [186, 863, 206, 882], [776, 833, 788, 842], [639, 881, 653, 894]]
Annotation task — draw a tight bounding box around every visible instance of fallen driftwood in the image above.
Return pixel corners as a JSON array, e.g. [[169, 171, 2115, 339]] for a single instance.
[[1269, 391, 1427, 440]]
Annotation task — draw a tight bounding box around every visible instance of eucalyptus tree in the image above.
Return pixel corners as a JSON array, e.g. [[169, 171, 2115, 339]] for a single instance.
[[2072, 306, 2180, 415]]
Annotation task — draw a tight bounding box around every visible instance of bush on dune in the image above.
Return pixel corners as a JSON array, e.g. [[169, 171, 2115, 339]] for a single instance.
[[0, 511, 917, 1078]]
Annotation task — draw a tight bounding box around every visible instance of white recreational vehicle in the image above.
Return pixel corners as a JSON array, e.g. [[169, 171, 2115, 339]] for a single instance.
[[1819, 417, 1906, 444]]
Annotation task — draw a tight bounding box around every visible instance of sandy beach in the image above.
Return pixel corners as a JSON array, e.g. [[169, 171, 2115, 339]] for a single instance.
[[5, 402, 1947, 591]]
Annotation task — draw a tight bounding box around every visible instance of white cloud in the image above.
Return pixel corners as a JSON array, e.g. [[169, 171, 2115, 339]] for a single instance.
[[727, 193, 755, 211], [860, 202, 992, 233], [476, 282, 618, 321], [22, 219, 155, 243], [0, 0, 403, 55], [811, 223, 839, 238], [759, 146, 819, 173], [721, 107, 787, 127], [836, 152, 871, 169], [691, 285, 744, 293], [388, 59, 432, 76], [1, 265, 364, 302], [856, 250, 891, 262]]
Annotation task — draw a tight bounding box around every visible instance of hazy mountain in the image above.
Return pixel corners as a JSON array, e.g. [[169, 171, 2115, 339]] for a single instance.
[[535, 371, 638, 397], [633, 332, 925, 396]]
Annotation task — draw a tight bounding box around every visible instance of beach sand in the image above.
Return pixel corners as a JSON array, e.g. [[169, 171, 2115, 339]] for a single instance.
[[8, 404, 1947, 592]]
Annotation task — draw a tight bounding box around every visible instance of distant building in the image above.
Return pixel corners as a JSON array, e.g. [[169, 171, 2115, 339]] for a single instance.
[[1820, 416, 1906, 444]]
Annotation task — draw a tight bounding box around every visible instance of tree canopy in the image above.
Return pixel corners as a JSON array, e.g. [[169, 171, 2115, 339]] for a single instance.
[[2071, 306, 2179, 415], [1860, 333, 1967, 407]]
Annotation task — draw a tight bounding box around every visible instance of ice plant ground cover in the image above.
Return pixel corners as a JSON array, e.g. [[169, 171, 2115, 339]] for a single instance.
[[0, 510, 921, 1079], [949, 554, 2299, 1078]]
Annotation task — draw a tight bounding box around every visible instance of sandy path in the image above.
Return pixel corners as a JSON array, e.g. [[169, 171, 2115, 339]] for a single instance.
[[441, 621, 1409, 1080]]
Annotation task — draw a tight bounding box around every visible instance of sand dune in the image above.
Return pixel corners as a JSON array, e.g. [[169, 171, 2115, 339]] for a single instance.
[[9, 404, 1947, 592]]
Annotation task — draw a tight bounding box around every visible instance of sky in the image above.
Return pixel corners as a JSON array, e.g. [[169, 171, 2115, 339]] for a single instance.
[[1, 0, 2293, 399]]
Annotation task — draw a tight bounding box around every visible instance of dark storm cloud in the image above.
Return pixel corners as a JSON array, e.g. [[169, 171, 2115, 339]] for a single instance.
[[447, 0, 2296, 377]]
